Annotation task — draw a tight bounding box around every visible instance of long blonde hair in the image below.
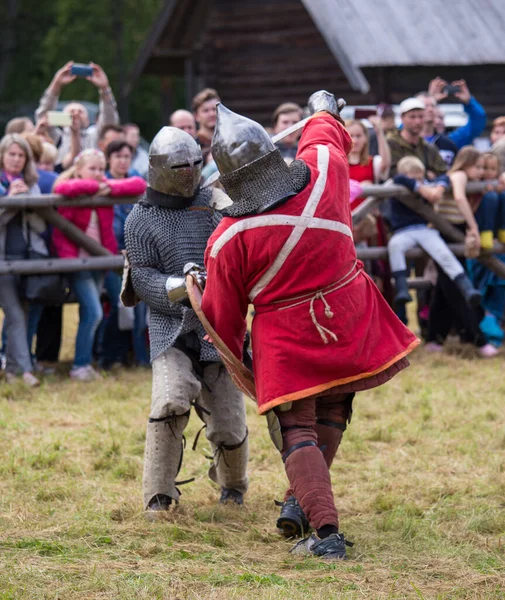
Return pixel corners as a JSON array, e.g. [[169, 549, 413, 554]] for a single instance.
[[345, 120, 370, 166], [0, 133, 39, 187], [449, 146, 481, 175], [54, 148, 105, 187]]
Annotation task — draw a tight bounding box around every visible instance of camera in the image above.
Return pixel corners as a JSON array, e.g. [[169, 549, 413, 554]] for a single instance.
[[71, 63, 94, 78], [443, 84, 461, 95]]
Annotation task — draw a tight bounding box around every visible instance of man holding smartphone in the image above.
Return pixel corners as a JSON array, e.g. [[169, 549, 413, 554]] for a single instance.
[[423, 77, 486, 149], [36, 61, 119, 170]]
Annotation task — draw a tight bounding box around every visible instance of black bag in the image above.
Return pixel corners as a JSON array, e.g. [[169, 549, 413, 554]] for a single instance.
[[20, 220, 69, 306]]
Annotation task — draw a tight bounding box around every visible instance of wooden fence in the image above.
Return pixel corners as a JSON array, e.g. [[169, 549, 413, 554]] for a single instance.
[[0, 183, 504, 284]]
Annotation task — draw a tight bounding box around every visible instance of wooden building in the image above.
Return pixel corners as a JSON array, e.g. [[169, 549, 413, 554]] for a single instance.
[[125, 0, 505, 127]]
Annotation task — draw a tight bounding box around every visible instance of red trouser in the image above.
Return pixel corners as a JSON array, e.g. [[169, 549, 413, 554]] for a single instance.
[[275, 394, 353, 531]]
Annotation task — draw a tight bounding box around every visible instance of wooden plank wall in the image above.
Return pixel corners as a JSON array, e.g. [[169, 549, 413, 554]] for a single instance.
[[198, 0, 375, 126], [140, 0, 505, 127]]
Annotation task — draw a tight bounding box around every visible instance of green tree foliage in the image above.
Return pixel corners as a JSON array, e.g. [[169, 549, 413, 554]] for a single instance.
[[0, 0, 165, 140]]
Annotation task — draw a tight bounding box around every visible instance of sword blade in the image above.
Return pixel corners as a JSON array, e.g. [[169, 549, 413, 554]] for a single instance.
[[202, 115, 311, 188]]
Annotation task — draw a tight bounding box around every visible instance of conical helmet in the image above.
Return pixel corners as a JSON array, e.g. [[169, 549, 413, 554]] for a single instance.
[[212, 104, 276, 175], [211, 104, 310, 216], [148, 126, 203, 198]]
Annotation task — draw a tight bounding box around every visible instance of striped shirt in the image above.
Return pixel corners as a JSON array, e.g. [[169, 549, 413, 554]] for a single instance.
[[436, 194, 465, 225]]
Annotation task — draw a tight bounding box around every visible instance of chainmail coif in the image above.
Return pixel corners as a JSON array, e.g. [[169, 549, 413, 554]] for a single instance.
[[220, 151, 310, 217], [124, 187, 221, 362]]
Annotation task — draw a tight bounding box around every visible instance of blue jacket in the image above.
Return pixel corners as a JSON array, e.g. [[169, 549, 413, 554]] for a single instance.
[[448, 97, 486, 149], [37, 168, 58, 194], [105, 168, 141, 251], [388, 174, 450, 233]]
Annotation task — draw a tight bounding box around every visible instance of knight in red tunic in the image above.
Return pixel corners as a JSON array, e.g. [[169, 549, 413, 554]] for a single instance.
[[201, 91, 420, 560]]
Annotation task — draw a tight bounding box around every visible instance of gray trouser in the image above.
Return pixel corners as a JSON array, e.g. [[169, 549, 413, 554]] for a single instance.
[[143, 347, 248, 507], [0, 275, 33, 374], [388, 226, 464, 280]]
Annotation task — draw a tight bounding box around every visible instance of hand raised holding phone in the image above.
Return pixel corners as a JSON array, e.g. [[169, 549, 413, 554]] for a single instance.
[[48, 61, 111, 95]]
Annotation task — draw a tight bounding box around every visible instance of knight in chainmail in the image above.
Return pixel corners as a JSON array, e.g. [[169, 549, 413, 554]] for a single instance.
[[123, 126, 248, 511]]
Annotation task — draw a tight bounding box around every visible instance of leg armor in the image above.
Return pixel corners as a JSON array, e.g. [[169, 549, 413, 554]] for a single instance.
[[142, 347, 199, 509], [199, 363, 249, 496], [143, 412, 189, 509]]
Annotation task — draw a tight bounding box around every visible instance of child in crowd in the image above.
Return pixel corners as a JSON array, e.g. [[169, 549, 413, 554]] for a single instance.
[[425, 147, 498, 357], [447, 147, 505, 250], [52, 148, 144, 381], [466, 151, 505, 347], [38, 142, 58, 172], [388, 156, 481, 307]]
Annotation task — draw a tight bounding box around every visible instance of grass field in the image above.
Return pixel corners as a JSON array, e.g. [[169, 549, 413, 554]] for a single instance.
[[0, 306, 504, 599]]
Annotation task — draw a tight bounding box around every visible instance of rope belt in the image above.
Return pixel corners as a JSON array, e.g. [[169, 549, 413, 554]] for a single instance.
[[272, 261, 362, 344]]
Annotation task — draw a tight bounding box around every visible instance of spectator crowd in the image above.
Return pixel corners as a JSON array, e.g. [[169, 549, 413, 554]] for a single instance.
[[1, 61, 505, 387]]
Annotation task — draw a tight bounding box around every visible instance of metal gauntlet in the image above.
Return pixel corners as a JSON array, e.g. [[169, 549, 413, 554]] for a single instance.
[[166, 263, 207, 304]]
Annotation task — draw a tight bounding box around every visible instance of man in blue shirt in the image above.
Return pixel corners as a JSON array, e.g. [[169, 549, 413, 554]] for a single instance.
[[420, 77, 486, 150]]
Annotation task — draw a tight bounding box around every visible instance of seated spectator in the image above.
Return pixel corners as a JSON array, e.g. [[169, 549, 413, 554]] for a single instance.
[[98, 140, 148, 369], [52, 149, 144, 381], [0, 134, 46, 387], [416, 92, 458, 166], [388, 156, 481, 307], [169, 109, 197, 137], [124, 123, 148, 179], [426, 146, 498, 358], [97, 124, 125, 154], [387, 98, 447, 178], [5, 117, 34, 136], [192, 88, 220, 161], [36, 61, 119, 170], [427, 78, 486, 149], [271, 102, 303, 161]]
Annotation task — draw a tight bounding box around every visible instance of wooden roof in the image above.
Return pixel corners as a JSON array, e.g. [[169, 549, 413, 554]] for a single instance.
[[126, 0, 505, 104], [303, 0, 505, 67]]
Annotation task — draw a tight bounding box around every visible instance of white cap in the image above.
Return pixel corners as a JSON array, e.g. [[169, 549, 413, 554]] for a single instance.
[[399, 98, 425, 115]]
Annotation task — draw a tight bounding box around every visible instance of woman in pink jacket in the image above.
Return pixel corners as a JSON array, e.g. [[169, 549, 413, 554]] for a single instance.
[[53, 148, 145, 381]]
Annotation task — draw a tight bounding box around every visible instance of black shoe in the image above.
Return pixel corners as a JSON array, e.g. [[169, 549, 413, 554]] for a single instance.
[[454, 273, 482, 308], [392, 270, 413, 305], [147, 494, 172, 511], [220, 488, 243, 505], [276, 496, 310, 538], [290, 532, 353, 560]]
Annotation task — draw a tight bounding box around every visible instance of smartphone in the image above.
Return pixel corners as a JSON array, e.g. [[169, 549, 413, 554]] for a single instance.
[[443, 84, 461, 95], [47, 111, 72, 127], [354, 108, 377, 119], [71, 63, 94, 78]]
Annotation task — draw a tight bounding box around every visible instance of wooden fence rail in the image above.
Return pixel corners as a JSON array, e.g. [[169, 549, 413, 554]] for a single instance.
[[0, 183, 503, 280]]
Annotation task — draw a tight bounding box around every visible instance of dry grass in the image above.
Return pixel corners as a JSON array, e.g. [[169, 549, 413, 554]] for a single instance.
[[0, 306, 504, 599]]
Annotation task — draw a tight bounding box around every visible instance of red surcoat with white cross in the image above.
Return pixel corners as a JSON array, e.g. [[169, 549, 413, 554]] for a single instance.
[[202, 114, 419, 414]]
